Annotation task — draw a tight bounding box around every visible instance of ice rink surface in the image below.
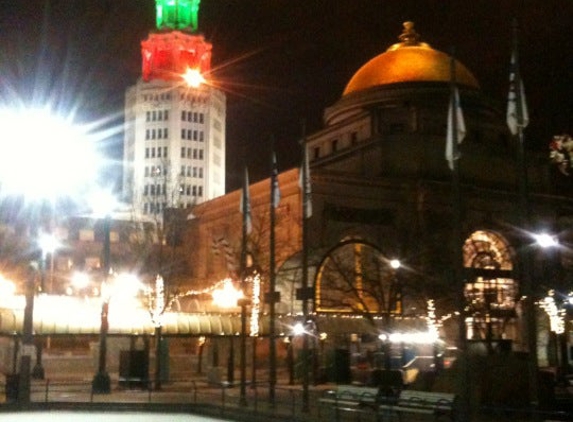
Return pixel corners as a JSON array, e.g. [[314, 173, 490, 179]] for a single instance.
[[0, 412, 227, 422]]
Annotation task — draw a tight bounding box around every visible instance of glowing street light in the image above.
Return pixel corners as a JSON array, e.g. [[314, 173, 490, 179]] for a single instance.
[[533, 233, 559, 249], [390, 259, 401, 269], [0, 106, 100, 404], [0, 107, 99, 201]]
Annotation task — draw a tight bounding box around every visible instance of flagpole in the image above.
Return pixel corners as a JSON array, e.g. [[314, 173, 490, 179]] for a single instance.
[[239, 166, 249, 407], [269, 139, 278, 406], [510, 19, 539, 415], [449, 49, 470, 422], [301, 123, 310, 413]]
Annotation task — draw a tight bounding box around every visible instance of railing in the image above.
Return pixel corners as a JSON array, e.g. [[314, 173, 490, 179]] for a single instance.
[[0, 378, 325, 421]]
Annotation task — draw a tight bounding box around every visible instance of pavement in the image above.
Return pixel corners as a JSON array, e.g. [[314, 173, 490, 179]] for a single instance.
[[1, 354, 572, 422]]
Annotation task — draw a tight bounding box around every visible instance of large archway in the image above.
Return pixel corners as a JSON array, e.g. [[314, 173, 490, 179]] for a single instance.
[[314, 238, 400, 317]]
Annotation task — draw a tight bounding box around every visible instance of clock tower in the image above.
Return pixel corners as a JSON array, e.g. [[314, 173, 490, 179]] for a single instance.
[[123, 0, 226, 218]]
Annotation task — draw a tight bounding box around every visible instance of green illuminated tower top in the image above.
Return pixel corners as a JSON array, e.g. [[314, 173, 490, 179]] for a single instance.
[[155, 0, 201, 32]]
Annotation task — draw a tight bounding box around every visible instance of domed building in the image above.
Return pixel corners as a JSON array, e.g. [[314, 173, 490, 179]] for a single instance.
[[184, 22, 573, 379]]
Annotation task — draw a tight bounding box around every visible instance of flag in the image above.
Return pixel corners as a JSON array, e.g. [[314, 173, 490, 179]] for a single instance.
[[299, 144, 312, 218], [271, 151, 281, 208], [507, 32, 529, 135], [445, 86, 466, 171], [240, 167, 252, 234]]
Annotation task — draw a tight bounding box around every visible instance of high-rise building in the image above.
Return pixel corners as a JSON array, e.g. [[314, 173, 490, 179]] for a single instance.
[[123, 0, 226, 218]]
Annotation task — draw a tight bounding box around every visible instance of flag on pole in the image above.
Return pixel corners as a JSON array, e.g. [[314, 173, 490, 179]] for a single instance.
[[445, 86, 466, 171], [507, 27, 529, 136], [240, 167, 252, 234], [271, 151, 281, 208], [299, 144, 312, 218]]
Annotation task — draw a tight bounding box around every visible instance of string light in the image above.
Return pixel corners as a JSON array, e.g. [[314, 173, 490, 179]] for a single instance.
[[539, 290, 565, 334], [249, 272, 261, 336]]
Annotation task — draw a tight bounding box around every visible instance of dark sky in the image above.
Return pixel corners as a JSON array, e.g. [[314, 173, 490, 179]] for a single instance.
[[0, 0, 571, 191]]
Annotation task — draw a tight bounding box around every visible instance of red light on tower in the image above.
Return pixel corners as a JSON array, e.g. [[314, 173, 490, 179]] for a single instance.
[[142, 32, 211, 83], [141, 0, 211, 83]]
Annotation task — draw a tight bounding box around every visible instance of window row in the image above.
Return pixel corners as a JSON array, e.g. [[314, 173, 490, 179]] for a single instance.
[[180, 93, 207, 104], [145, 165, 168, 177], [143, 93, 171, 102], [144, 202, 167, 215], [143, 200, 198, 215], [180, 165, 204, 178], [181, 129, 204, 141], [181, 111, 205, 123], [146, 128, 169, 140], [144, 184, 166, 196], [179, 184, 203, 197], [146, 110, 169, 122], [145, 147, 168, 159], [312, 131, 359, 159], [181, 147, 204, 160]]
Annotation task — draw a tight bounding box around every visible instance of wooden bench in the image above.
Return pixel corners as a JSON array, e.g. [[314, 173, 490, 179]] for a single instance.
[[378, 390, 456, 421], [319, 385, 381, 420]]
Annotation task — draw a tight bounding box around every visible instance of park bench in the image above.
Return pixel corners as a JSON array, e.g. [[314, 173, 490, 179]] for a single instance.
[[319, 384, 381, 420], [378, 389, 456, 421]]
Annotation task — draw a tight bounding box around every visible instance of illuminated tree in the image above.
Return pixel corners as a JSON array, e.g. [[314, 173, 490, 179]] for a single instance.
[[549, 134, 573, 176]]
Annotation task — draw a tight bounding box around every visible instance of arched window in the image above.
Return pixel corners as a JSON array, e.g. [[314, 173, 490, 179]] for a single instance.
[[463, 230, 518, 339], [315, 239, 400, 315]]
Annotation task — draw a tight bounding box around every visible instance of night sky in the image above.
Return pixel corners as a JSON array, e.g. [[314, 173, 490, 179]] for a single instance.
[[0, 0, 571, 191]]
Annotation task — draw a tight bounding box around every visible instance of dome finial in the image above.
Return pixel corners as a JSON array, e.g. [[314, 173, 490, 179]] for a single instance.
[[387, 21, 429, 51], [399, 21, 421, 45]]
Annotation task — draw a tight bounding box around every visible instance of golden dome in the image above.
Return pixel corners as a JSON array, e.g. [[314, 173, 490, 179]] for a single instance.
[[343, 22, 479, 96]]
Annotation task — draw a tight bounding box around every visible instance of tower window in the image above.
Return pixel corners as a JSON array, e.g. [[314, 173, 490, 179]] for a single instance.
[[331, 139, 338, 153]]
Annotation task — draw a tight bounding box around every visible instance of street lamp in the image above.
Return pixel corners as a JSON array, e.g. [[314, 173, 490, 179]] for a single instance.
[[90, 190, 117, 394], [0, 106, 100, 404]]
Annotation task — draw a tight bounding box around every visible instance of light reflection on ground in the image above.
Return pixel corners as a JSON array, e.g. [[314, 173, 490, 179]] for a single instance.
[[0, 412, 227, 422]]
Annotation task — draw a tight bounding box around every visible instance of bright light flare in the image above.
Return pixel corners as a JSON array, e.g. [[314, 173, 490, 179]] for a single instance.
[[182, 68, 206, 88], [292, 322, 305, 336], [212, 278, 242, 308], [88, 188, 118, 217], [0, 107, 100, 200], [0, 274, 15, 296], [379, 331, 439, 344], [71, 272, 90, 290], [390, 259, 401, 269], [533, 233, 559, 248], [112, 273, 143, 298], [38, 233, 60, 256]]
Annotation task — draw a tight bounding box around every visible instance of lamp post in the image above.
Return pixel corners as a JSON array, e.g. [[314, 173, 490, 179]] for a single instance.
[[89, 189, 118, 394], [0, 107, 99, 404], [92, 212, 112, 394]]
